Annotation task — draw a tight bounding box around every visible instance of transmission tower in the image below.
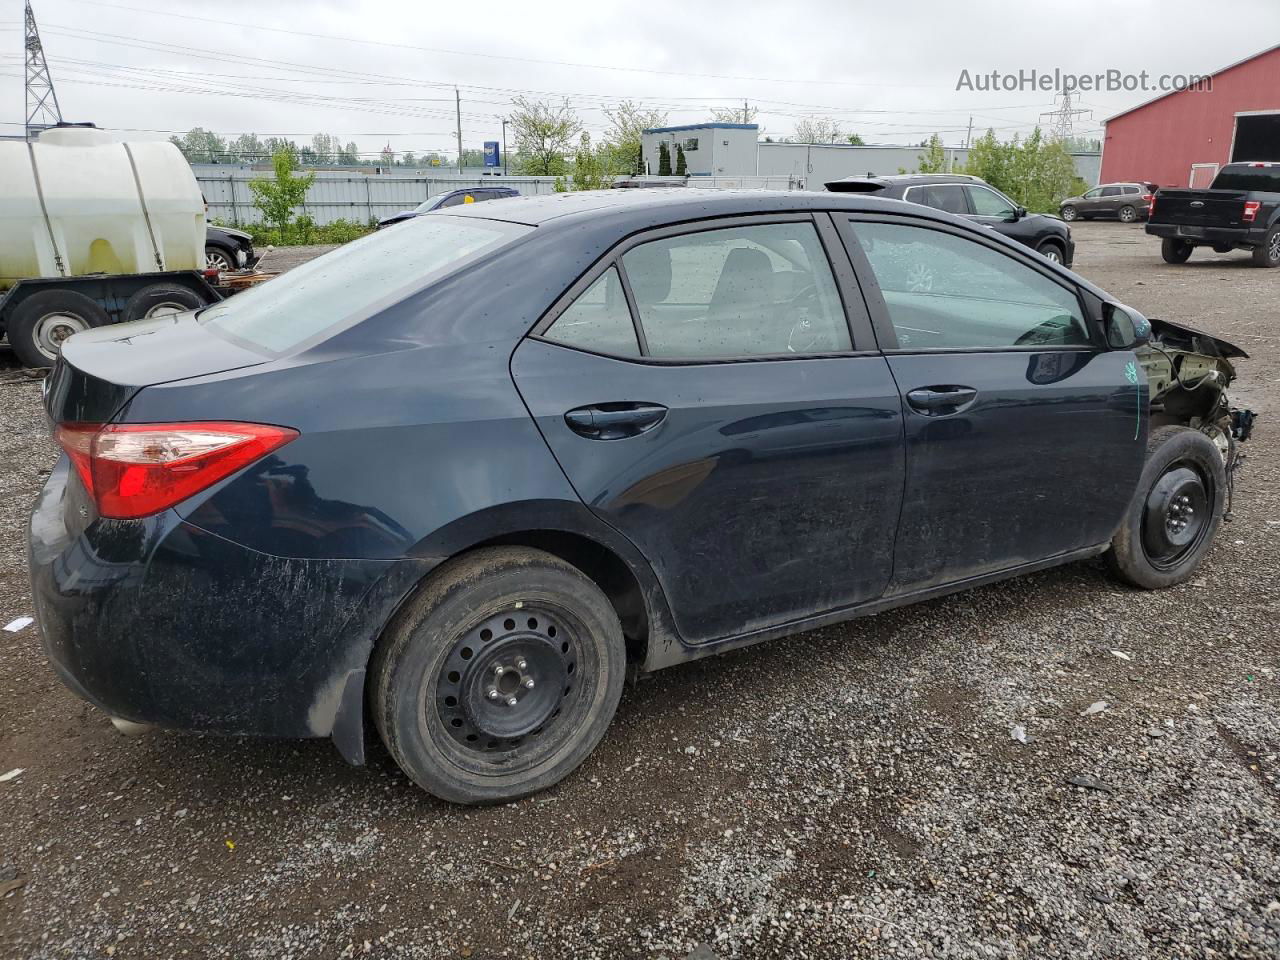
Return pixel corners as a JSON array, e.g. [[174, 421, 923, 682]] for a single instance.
[[1040, 93, 1090, 143], [25, 2, 63, 139]]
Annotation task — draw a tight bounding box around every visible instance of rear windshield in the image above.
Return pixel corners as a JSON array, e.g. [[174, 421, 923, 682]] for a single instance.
[[201, 216, 529, 353], [1210, 165, 1280, 192]]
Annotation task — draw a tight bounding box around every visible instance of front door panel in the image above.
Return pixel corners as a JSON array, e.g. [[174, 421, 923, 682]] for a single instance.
[[512, 339, 906, 643], [885, 349, 1146, 593]]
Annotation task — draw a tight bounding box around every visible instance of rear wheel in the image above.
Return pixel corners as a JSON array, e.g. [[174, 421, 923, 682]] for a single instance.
[[122, 283, 208, 323], [1118, 205, 1137, 223], [1106, 426, 1225, 589], [6, 289, 109, 367], [371, 546, 626, 805], [1251, 226, 1280, 267], [1060, 205, 1078, 222], [1161, 238, 1193, 264]]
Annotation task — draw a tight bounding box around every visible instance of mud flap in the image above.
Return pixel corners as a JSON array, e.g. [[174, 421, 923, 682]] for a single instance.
[[330, 668, 367, 766]]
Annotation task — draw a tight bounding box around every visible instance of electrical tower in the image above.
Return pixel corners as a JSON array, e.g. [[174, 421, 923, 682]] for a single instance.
[[25, 2, 63, 139], [1040, 93, 1090, 143]]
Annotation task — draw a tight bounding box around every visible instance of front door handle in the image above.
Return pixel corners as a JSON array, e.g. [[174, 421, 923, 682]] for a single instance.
[[564, 403, 668, 440], [906, 386, 978, 415]]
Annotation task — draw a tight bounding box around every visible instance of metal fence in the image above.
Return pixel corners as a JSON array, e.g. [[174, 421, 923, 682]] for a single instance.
[[195, 172, 566, 226]]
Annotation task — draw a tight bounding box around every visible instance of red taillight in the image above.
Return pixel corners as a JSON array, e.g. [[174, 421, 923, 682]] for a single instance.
[[56, 421, 298, 520], [1148, 195, 1156, 218], [1243, 201, 1261, 223]]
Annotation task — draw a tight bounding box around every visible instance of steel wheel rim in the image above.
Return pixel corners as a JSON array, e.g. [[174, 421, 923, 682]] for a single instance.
[[1141, 462, 1212, 571], [430, 601, 593, 774], [32, 311, 89, 361], [143, 301, 188, 320]]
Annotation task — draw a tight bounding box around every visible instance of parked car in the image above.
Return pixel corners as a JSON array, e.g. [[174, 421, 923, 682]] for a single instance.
[[205, 225, 257, 272], [377, 186, 520, 228], [825, 174, 1075, 265], [32, 189, 1252, 804], [1146, 162, 1280, 267], [1060, 183, 1157, 223]]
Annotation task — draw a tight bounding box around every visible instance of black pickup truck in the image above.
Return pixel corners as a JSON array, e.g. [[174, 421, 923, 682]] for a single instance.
[[1147, 162, 1280, 267]]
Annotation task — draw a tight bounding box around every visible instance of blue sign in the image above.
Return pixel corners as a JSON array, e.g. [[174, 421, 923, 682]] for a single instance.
[[483, 141, 500, 168]]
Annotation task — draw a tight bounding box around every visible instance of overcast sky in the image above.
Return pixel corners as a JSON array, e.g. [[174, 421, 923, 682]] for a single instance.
[[3, 0, 1278, 158]]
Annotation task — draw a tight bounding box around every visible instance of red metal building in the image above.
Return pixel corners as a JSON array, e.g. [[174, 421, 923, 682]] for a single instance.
[[1101, 44, 1280, 189]]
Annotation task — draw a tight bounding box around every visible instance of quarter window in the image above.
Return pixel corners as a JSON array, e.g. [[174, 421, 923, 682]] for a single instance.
[[544, 266, 640, 356], [905, 184, 969, 215], [852, 222, 1089, 350], [621, 222, 851, 358]]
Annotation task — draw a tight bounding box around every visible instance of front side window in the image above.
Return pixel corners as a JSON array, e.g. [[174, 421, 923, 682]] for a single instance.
[[966, 185, 1017, 218], [202, 217, 527, 353], [544, 267, 640, 357], [851, 221, 1089, 350], [1084, 188, 1103, 199], [621, 222, 851, 358]]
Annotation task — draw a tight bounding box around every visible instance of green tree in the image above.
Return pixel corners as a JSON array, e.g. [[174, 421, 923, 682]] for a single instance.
[[674, 144, 687, 176], [603, 100, 667, 174], [795, 117, 843, 144], [249, 149, 316, 232], [916, 133, 949, 174], [964, 127, 1086, 213], [556, 133, 616, 192], [657, 141, 672, 176], [169, 127, 229, 163], [710, 104, 758, 125], [509, 97, 581, 176], [338, 141, 360, 165], [847, 132, 866, 146]]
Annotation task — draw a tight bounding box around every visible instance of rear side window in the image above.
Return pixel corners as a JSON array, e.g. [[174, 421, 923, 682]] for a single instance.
[[202, 217, 527, 353], [544, 267, 640, 356], [852, 221, 1088, 350], [621, 222, 851, 358], [906, 184, 969, 215]]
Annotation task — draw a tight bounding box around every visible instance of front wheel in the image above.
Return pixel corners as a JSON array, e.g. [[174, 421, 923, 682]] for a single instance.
[[371, 547, 626, 805], [1162, 238, 1193, 264], [1251, 225, 1280, 267], [1106, 426, 1226, 589], [205, 245, 236, 272], [1038, 240, 1064, 264], [1060, 205, 1078, 222]]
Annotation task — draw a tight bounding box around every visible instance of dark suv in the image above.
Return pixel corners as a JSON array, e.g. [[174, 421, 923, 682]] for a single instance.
[[1060, 183, 1157, 223], [826, 174, 1074, 266]]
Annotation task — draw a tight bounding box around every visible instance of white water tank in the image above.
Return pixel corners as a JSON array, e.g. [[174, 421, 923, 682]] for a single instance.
[[0, 126, 205, 292]]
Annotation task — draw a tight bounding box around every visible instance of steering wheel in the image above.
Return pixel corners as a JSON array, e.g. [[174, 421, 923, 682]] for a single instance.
[[785, 284, 825, 353]]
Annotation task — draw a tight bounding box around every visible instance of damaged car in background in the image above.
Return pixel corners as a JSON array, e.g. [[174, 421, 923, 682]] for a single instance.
[[28, 190, 1255, 805]]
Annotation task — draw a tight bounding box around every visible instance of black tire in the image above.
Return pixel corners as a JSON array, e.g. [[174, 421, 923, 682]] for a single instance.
[[371, 546, 626, 805], [1037, 240, 1065, 264], [1060, 205, 1078, 222], [1106, 426, 1226, 590], [1162, 238, 1193, 264], [204, 245, 236, 272], [1250, 225, 1280, 267], [122, 283, 207, 323], [6, 289, 109, 368], [1118, 205, 1137, 223]]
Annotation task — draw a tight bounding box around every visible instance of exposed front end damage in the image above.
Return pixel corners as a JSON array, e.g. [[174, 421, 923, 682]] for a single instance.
[[1137, 317, 1255, 497]]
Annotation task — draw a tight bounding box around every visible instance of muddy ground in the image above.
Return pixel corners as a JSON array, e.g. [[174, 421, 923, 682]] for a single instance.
[[1, 221, 1277, 959]]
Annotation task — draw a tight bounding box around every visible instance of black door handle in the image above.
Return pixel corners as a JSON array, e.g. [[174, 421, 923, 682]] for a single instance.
[[906, 386, 978, 414], [564, 403, 668, 440]]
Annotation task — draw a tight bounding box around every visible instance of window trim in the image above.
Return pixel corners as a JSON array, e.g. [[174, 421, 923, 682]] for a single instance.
[[834, 211, 1099, 355], [532, 212, 881, 364]]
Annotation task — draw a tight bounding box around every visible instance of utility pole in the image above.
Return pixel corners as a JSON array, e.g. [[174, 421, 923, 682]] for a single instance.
[[743, 99, 749, 124], [501, 117, 508, 177], [965, 116, 973, 149], [455, 87, 463, 173], [24, 2, 63, 140]]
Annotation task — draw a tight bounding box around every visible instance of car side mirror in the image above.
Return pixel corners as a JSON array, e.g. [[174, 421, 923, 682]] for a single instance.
[[1008, 206, 1027, 221], [1104, 303, 1152, 349]]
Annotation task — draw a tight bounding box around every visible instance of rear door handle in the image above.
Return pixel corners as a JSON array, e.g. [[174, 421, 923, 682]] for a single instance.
[[906, 386, 978, 415], [564, 403, 668, 440]]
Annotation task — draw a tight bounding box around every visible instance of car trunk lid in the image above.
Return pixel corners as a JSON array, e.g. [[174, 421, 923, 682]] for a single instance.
[[1151, 189, 1251, 228]]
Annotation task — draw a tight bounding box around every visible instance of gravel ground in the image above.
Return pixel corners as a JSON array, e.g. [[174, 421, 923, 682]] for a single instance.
[[1, 221, 1277, 959]]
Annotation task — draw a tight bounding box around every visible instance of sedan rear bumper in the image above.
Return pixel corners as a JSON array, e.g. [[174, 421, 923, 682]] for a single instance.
[[28, 458, 428, 747]]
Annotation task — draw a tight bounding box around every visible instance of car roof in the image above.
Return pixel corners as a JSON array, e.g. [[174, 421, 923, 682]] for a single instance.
[[824, 174, 986, 192]]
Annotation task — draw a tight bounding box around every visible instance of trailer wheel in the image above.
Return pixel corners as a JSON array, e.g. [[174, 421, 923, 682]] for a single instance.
[[7, 290, 109, 367], [123, 284, 208, 323]]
